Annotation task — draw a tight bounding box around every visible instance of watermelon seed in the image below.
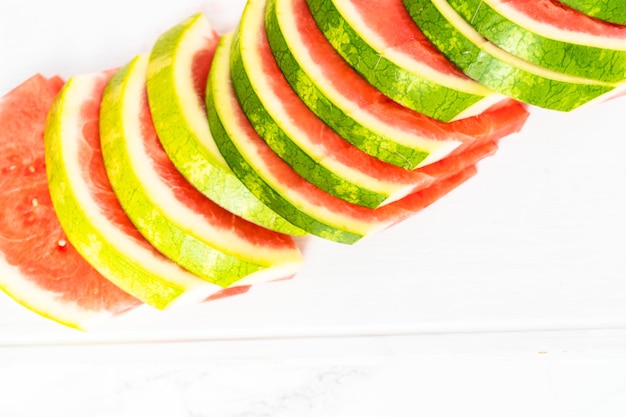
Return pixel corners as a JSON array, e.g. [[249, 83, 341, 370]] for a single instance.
[[57, 239, 67, 249], [27, 165, 35, 173], [31, 198, 38, 207]]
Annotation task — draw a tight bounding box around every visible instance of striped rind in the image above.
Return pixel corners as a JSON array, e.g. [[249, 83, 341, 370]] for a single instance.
[[558, 0, 626, 25], [146, 13, 304, 236], [232, 0, 432, 208], [208, 32, 392, 244], [305, 0, 505, 122], [403, 0, 616, 111], [45, 72, 222, 309], [447, 0, 626, 82], [265, 0, 462, 169], [101, 55, 302, 287]]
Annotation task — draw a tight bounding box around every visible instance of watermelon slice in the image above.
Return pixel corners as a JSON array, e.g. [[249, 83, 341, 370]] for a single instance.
[[145, 13, 303, 236], [304, 0, 507, 122], [265, 0, 528, 170], [44, 69, 228, 310], [100, 54, 303, 288], [446, 0, 626, 82], [0, 74, 141, 330], [266, 0, 459, 169], [558, 0, 626, 26], [232, 0, 438, 209], [403, 0, 617, 111], [208, 32, 502, 244]]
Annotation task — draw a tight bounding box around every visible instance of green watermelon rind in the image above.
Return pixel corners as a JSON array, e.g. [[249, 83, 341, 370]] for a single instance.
[[266, 0, 431, 169], [305, 0, 501, 122], [45, 74, 197, 309], [231, 0, 408, 209], [146, 13, 305, 236], [208, 33, 378, 244], [101, 56, 268, 288], [558, 0, 626, 25], [447, 0, 626, 82], [403, 0, 616, 111]]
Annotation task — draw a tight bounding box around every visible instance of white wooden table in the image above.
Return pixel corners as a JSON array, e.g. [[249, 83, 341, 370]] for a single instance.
[[1, 1, 626, 415]]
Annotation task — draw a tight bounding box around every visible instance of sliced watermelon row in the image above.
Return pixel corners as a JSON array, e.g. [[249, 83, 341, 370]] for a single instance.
[[0, 0, 541, 329], [0, 75, 142, 330], [43, 14, 306, 314], [208, 31, 483, 244], [204, 0, 529, 244], [400, 0, 626, 111], [0, 14, 307, 329]]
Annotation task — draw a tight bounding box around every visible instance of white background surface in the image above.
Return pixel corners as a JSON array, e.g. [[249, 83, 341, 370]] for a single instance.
[[1, 0, 626, 415]]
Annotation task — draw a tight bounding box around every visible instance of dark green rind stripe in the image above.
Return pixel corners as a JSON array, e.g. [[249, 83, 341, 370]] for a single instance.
[[45, 75, 186, 308], [447, 0, 626, 82], [305, 0, 489, 122], [231, 1, 396, 209], [559, 0, 626, 25], [146, 14, 305, 236], [265, 0, 429, 169], [209, 104, 363, 245], [101, 58, 264, 288], [403, 0, 615, 111], [208, 34, 364, 245]]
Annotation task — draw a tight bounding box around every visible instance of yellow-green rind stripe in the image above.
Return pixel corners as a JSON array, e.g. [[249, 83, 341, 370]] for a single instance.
[[101, 56, 266, 287], [45, 73, 189, 308], [447, 0, 626, 82], [208, 33, 378, 244], [231, 0, 406, 209], [146, 13, 305, 236], [265, 0, 429, 169], [305, 0, 496, 122], [403, 0, 615, 111], [559, 0, 626, 25]]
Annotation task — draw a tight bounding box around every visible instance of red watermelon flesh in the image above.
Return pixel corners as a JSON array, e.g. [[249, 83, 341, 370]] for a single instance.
[[250, 1, 529, 203], [205, 284, 251, 301], [75, 69, 249, 304], [445, 100, 529, 156], [417, 140, 498, 180], [81, 70, 151, 245], [282, 0, 529, 162], [220, 53, 495, 233], [0, 74, 141, 327], [243, 9, 438, 204], [136, 83, 299, 254], [502, 0, 626, 39], [342, 0, 474, 82]]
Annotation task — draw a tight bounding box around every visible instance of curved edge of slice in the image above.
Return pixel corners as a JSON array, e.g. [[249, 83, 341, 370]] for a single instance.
[[0, 260, 121, 331], [45, 70, 232, 310], [558, 0, 626, 25], [403, 0, 616, 111], [305, 0, 506, 121], [208, 32, 394, 244], [100, 54, 303, 287], [0, 74, 141, 331], [210, 31, 520, 243], [234, 0, 436, 209], [266, 0, 463, 169], [146, 13, 305, 236], [447, 0, 626, 82]]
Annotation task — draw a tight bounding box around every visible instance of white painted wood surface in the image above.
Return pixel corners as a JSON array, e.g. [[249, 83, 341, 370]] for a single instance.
[[1, 1, 626, 415]]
